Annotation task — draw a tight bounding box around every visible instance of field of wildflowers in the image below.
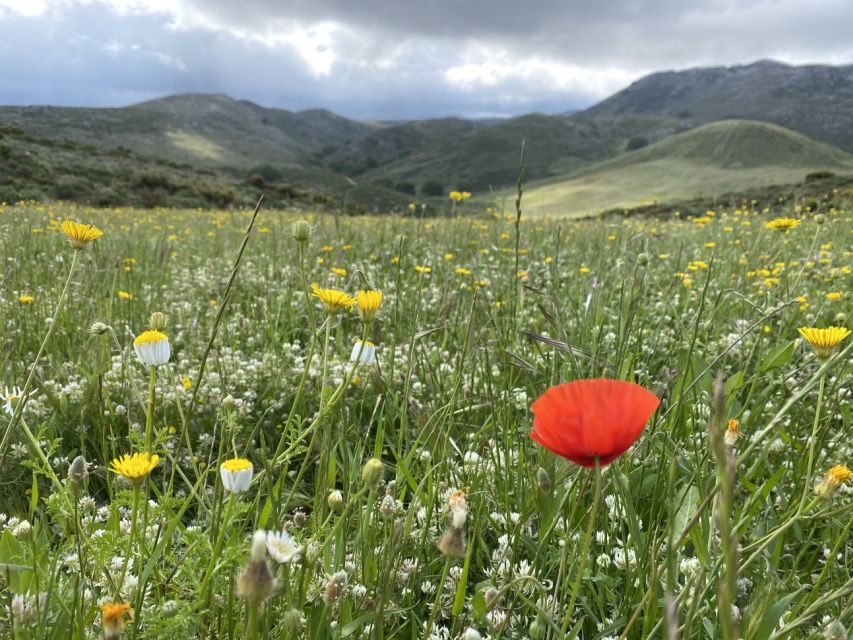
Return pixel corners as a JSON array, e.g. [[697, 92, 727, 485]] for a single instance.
[[0, 198, 850, 639]]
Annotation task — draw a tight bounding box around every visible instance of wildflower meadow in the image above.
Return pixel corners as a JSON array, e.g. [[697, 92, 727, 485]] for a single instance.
[[0, 197, 851, 639]]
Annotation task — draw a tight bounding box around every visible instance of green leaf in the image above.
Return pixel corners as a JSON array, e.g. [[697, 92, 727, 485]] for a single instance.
[[752, 590, 802, 640], [257, 497, 272, 529], [759, 341, 795, 372], [340, 612, 376, 637], [673, 485, 699, 543], [723, 370, 745, 395], [453, 519, 476, 616]]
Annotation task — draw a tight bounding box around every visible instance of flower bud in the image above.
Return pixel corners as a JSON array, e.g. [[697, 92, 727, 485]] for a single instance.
[[361, 458, 384, 488], [291, 220, 312, 243], [637, 252, 650, 266], [149, 311, 166, 331], [327, 490, 344, 512], [814, 213, 826, 225], [529, 620, 545, 639], [281, 607, 304, 635], [536, 467, 551, 493], [379, 494, 396, 518], [484, 587, 499, 606], [68, 455, 89, 487]]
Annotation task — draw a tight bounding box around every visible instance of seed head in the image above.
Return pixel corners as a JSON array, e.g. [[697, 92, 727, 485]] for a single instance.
[[437, 526, 466, 558], [824, 621, 847, 640], [323, 570, 348, 604], [237, 532, 274, 604], [89, 321, 110, 336]]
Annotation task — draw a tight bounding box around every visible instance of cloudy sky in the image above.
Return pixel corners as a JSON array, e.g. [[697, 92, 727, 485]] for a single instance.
[[1, 0, 852, 119]]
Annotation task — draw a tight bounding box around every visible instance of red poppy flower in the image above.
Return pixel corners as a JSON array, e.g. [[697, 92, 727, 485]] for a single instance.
[[530, 378, 660, 467]]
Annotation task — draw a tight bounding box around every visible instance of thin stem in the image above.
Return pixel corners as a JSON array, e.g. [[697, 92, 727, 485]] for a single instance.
[[560, 462, 601, 637], [145, 365, 156, 453]]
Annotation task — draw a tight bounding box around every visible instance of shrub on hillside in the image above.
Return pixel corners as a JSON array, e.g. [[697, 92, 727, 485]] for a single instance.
[[626, 136, 649, 151], [248, 164, 284, 183], [421, 180, 444, 197]]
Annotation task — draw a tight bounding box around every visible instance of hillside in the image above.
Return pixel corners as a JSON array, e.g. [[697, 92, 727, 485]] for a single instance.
[[519, 120, 853, 217], [0, 94, 376, 170], [0, 93, 688, 206], [0, 122, 407, 212], [586, 60, 853, 152], [335, 113, 685, 192]]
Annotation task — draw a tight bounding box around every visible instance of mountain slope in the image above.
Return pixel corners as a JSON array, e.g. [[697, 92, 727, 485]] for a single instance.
[[586, 60, 853, 151], [520, 120, 853, 217], [0, 94, 376, 170], [340, 113, 686, 192]]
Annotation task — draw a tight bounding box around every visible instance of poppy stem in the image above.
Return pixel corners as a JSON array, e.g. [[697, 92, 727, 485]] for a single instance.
[[560, 460, 601, 636]]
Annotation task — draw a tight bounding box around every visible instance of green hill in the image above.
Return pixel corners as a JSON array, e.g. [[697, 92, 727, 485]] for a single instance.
[[340, 113, 684, 194], [519, 120, 853, 217], [0, 94, 376, 170]]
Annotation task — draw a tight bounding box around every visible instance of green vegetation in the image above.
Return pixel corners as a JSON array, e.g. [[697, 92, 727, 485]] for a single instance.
[[0, 200, 850, 638], [518, 121, 853, 217]]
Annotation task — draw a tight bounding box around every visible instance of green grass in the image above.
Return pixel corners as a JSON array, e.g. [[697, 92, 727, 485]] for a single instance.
[[0, 198, 851, 639], [519, 121, 853, 217]]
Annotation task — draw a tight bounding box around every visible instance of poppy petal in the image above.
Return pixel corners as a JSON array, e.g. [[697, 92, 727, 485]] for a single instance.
[[529, 378, 659, 467]]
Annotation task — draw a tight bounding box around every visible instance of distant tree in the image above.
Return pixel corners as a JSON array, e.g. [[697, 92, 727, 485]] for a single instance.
[[805, 170, 835, 182], [395, 181, 416, 195], [247, 174, 266, 188], [677, 109, 690, 119], [421, 180, 444, 197], [248, 164, 284, 183], [626, 136, 649, 151]]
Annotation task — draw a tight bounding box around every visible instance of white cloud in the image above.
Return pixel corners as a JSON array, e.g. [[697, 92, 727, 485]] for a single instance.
[[445, 47, 639, 99], [0, 0, 49, 16], [1, 0, 852, 117]]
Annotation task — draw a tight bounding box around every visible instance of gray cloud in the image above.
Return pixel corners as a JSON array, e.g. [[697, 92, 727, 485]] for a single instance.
[[0, 0, 851, 118]]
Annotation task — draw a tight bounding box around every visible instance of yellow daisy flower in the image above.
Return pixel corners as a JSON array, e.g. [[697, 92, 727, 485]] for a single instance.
[[797, 326, 851, 360], [815, 464, 852, 500], [356, 290, 382, 323], [311, 283, 356, 314], [60, 220, 103, 249], [764, 217, 800, 232], [109, 452, 159, 484]]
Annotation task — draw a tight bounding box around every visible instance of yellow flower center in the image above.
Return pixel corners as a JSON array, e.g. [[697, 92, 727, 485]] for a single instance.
[[133, 330, 169, 346], [221, 457, 252, 472]]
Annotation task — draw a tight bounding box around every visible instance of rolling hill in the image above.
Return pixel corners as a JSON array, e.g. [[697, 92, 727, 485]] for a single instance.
[[0, 94, 375, 170], [328, 113, 685, 192], [585, 60, 853, 152], [519, 120, 853, 217], [4, 59, 853, 212]]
